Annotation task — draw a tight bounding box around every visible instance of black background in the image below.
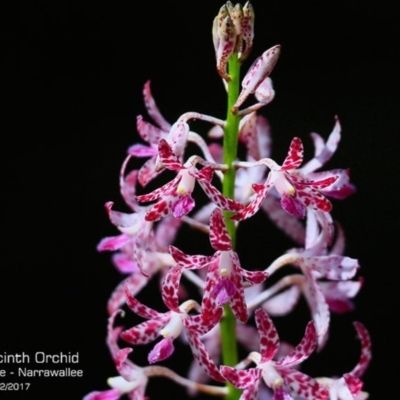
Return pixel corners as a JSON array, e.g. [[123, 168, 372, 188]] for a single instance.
[[5, 1, 398, 398]]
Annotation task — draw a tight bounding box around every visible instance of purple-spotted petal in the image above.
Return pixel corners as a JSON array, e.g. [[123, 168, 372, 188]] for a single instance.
[[277, 368, 329, 400], [142, 81, 171, 132], [169, 245, 213, 269], [213, 279, 237, 305], [186, 329, 225, 382], [281, 138, 304, 170], [280, 193, 306, 219], [210, 208, 232, 251], [138, 156, 162, 187], [351, 322, 372, 378], [233, 45, 281, 113], [158, 139, 182, 171], [197, 178, 244, 212], [124, 286, 162, 319], [136, 114, 165, 144], [121, 317, 169, 345], [231, 182, 273, 221], [220, 365, 262, 390], [171, 193, 195, 218], [162, 265, 183, 312], [107, 274, 148, 315], [255, 309, 279, 363], [276, 322, 316, 367], [136, 174, 181, 203], [216, 15, 236, 80]]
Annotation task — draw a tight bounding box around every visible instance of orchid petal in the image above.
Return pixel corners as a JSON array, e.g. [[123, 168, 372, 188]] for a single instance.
[[255, 309, 280, 363]]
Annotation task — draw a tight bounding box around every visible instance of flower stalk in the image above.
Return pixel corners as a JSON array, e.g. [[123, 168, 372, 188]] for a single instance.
[[220, 52, 242, 400]]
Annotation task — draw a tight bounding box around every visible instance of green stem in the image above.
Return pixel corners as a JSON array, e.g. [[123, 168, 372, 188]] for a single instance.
[[220, 53, 242, 400]]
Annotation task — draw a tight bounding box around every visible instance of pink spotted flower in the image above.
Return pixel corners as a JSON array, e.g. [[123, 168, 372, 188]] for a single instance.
[[316, 322, 371, 400], [136, 139, 243, 221], [220, 309, 329, 400], [120, 284, 226, 383], [167, 208, 268, 324], [232, 136, 340, 221]]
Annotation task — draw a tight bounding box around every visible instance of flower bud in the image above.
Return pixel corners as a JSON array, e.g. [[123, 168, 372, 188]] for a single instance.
[[232, 44, 281, 113]]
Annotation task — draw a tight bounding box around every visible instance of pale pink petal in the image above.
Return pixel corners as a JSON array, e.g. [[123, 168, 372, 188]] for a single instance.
[[155, 215, 182, 249], [254, 77, 275, 106], [320, 280, 362, 314], [261, 196, 306, 245], [105, 202, 140, 228], [239, 112, 260, 160], [107, 310, 124, 359], [135, 114, 166, 144], [111, 253, 139, 274], [302, 271, 330, 351], [97, 234, 131, 252], [305, 255, 359, 280], [107, 274, 148, 315], [236, 324, 260, 351], [133, 220, 154, 274], [301, 117, 341, 174], [119, 166, 140, 211], [142, 81, 171, 132], [83, 389, 121, 400], [262, 285, 301, 316], [167, 119, 189, 158], [350, 322, 372, 378], [138, 156, 162, 187], [115, 348, 137, 381]]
